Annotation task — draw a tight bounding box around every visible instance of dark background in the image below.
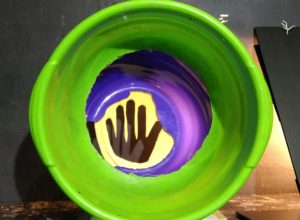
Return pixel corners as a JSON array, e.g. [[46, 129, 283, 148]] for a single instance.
[[1, 0, 300, 202]]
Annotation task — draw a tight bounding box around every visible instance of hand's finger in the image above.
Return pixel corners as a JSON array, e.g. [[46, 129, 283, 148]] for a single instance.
[[140, 121, 162, 162], [146, 121, 162, 148], [126, 100, 135, 128], [116, 105, 124, 155], [106, 118, 114, 147], [86, 121, 96, 143], [126, 100, 136, 153], [138, 105, 146, 138]]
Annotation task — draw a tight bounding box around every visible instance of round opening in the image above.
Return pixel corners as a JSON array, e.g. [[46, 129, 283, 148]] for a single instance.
[[30, 1, 272, 219], [85, 50, 212, 176]]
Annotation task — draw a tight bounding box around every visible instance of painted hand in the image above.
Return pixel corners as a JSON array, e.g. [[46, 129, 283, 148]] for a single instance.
[[106, 100, 162, 163]]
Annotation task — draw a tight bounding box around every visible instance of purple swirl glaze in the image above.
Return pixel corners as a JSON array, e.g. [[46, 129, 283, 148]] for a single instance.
[[86, 50, 212, 176]]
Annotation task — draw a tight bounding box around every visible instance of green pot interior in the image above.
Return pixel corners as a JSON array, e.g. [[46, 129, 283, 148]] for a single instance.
[[29, 1, 272, 219]]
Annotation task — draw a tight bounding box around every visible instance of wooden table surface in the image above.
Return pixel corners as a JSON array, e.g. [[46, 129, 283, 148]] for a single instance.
[[1, 36, 299, 220]]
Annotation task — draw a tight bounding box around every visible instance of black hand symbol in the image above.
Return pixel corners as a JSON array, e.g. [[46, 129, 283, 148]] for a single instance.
[[106, 100, 162, 163]]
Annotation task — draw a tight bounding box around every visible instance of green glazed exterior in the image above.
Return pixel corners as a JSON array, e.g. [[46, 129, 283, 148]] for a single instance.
[[29, 1, 273, 219]]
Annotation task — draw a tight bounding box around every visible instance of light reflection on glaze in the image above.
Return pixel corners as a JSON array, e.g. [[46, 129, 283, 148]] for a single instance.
[[86, 50, 212, 176]]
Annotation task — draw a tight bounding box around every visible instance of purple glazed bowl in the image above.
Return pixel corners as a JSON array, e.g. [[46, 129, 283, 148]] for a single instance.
[[86, 50, 212, 176]]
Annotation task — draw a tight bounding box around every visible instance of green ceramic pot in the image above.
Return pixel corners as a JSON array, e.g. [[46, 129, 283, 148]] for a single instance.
[[29, 1, 273, 219]]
